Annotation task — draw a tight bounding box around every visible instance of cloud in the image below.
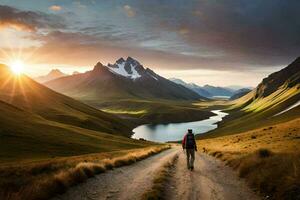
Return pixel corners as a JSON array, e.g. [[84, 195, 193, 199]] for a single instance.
[[123, 5, 136, 17], [133, 0, 300, 67], [0, 5, 65, 32], [25, 30, 256, 72], [49, 5, 62, 11]]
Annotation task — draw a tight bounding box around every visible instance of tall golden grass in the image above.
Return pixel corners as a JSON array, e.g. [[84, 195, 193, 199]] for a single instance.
[[207, 149, 300, 200], [142, 153, 178, 200], [0, 145, 169, 200]]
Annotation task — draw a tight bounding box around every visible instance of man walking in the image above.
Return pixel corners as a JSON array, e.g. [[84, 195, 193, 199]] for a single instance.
[[182, 129, 198, 171]]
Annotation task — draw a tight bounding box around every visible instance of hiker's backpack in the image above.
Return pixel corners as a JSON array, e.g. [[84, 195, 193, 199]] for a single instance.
[[186, 133, 195, 149]]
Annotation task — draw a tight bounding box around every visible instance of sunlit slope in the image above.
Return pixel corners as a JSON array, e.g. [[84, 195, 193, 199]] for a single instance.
[[198, 118, 300, 199], [202, 57, 300, 138], [95, 99, 213, 124], [0, 64, 133, 136], [0, 100, 151, 164]]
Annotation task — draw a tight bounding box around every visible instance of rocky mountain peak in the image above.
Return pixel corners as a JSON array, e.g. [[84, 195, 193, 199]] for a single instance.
[[126, 56, 139, 65], [116, 58, 125, 64], [93, 62, 105, 71], [105, 57, 146, 80]]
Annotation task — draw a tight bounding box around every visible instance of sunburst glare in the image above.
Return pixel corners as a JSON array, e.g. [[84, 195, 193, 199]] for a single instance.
[[10, 60, 24, 75]]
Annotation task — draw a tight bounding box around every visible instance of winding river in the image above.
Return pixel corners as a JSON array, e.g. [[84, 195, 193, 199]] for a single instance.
[[132, 110, 228, 142]]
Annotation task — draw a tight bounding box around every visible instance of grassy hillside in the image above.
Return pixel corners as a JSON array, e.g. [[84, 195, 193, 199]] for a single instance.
[[198, 117, 300, 200], [203, 90, 300, 138], [0, 64, 159, 164], [201, 57, 300, 138], [0, 100, 153, 164], [197, 58, 300, 199], [0, 64, 133, 135]]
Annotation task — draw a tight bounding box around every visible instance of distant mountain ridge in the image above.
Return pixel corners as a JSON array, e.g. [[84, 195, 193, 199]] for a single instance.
[[169, 78, 243, 98], [202, 85, 234, 97], [169, 78, 212, 98], [229, 88, 252, 100], [45, 57, 204, 102], [35, 69, 67, 83]]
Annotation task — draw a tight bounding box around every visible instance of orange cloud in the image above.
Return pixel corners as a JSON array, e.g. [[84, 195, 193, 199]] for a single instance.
[[0, 5, 65, 32], [0, 20, 35, 32], [49, 5, 62, 11]]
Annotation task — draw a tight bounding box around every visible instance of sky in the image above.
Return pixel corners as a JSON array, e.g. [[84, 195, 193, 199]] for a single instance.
[[0, 0, 299, 87]]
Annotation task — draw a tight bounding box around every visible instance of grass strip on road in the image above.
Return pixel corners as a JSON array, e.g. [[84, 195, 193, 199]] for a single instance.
[[142, 153, 179, 200]]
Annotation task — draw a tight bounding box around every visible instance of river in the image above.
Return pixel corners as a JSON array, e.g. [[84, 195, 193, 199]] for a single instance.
[[132, 110, 228, 142]]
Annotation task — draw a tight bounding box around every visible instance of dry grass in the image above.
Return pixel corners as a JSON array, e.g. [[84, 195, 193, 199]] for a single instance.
[[142, 153, 179, 200], [0, 145, 170, 200], [198, 118, 300, 200]]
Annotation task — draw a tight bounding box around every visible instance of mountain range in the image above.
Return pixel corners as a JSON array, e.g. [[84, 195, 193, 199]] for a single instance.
[[35, 69, 84, 83], [45, 57, 204, 102], [169, 78, 251, 99]]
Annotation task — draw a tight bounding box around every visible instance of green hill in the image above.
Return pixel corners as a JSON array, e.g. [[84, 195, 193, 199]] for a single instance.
[[0, 64, 151, 164], [0, 64, 133, 135]]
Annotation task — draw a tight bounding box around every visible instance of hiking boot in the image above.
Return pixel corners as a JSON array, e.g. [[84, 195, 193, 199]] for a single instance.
[[191, 166, 194, 171]]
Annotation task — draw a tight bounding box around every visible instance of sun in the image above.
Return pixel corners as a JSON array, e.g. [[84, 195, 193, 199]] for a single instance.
[[10, 60, 25, 75]]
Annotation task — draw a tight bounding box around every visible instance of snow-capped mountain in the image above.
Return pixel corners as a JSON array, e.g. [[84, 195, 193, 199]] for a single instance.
[[107, 57, 142, 80], [106, 57, 160, 81], [45, 57, 203, 102]]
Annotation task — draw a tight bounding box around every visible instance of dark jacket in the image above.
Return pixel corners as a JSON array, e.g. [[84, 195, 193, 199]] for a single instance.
[[182, 133, 197, 150]]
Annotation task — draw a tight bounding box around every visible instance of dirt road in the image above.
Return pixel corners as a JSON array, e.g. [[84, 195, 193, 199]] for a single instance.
[[53, 147, 260, 200], [165, 151, 259, 200]]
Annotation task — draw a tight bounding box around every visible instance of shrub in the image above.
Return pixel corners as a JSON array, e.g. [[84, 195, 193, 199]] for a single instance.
[[257, 148, 272, 158]]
